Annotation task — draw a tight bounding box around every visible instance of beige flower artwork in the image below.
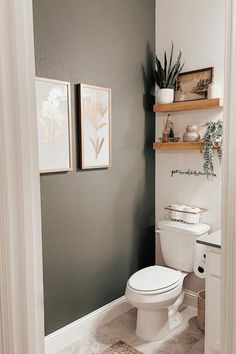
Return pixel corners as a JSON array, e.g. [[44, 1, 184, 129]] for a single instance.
[[36, 78, 72, 173], [38, 87, 66, 147], [83, 95, 107, 159]]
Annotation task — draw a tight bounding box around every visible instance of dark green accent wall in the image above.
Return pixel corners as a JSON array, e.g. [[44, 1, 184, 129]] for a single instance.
[[33, 0, 155, 335]]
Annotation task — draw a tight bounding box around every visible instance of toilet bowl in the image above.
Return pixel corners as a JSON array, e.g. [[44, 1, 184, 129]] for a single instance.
[[125, 265, 187, 341], [125, 220, 210, 341]]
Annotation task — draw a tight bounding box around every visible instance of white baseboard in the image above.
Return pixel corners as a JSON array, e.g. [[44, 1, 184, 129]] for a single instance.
[[183, 289, 198, 309], [44, 295, 132, 354]]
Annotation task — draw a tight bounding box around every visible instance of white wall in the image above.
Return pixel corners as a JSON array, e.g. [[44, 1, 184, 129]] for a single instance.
[[155, 0, 225, 292]]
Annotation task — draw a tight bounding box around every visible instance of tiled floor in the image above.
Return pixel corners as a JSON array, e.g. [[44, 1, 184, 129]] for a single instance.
[[55, 305, 204, 354]]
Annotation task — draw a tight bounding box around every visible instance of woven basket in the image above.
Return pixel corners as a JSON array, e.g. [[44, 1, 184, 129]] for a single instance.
[[197, 290, 205, 331]]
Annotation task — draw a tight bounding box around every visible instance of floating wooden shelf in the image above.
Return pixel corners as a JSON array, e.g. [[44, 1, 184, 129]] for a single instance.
[[153, 98, 223, 113], [153, 141, 203, 151]]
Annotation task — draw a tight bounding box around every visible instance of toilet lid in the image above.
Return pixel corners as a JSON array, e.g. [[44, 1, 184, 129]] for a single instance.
[[128, 266, 181, 292]]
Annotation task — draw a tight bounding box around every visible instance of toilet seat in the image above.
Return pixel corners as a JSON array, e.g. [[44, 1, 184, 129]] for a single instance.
[[128, 265, 181, 295]]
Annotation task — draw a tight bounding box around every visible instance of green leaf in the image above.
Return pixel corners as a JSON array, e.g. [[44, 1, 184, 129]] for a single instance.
[[167, 41, 174, 77], [156, 56, 165, 87], [164, 51, 167, 81], [167, 63, 179, 88]]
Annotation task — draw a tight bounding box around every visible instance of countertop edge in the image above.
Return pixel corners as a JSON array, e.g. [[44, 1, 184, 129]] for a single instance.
[[197, 239, 221, 249]]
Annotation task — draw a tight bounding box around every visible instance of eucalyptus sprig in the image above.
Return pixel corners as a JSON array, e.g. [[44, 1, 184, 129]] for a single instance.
[[202, 120, 223, 175], [155, 42, 184, 89]]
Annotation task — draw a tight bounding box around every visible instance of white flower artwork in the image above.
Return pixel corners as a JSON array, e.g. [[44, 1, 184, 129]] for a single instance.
[[79, 84, 111, 169], [35, 78, 72, 173]]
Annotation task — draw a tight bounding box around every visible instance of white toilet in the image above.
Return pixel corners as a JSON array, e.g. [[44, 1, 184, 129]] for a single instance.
[[125, 220, 210, 341]]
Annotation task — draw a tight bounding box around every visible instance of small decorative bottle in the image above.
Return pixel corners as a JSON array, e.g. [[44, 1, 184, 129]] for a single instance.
[[162, 114, 173, 142], [162, 125, 168, 142], [169, 122, 175, 141]]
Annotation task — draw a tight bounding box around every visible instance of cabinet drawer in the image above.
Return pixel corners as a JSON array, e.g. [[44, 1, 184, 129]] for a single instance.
[[208, 251, 221, 277]]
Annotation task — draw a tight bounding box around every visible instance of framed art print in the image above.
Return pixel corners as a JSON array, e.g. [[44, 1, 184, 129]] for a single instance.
[[175, 67, 214, 102], [35, 77, 73, 173], [79, 84, 112, 169]]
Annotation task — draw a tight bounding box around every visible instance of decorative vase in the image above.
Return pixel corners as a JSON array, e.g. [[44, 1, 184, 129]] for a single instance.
[[207, 82, 222, 99], [183, 125, 200, 142], [157, 88, 174, 104]]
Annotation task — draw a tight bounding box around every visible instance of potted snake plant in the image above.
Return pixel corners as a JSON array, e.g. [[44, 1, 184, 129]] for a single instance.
[[155, 43, 184, 104]]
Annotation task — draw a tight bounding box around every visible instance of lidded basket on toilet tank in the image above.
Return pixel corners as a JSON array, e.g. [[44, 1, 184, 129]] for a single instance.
[[158, 220, 210, 272]]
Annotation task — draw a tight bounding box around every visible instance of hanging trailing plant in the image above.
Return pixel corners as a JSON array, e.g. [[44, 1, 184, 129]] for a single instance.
[[202, 120, 223, 175]]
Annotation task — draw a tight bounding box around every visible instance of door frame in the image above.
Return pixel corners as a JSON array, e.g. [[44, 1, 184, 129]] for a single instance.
[[0, 0, 44, 353], [221, 0, 236, 353], [0, 0, 235, 353]]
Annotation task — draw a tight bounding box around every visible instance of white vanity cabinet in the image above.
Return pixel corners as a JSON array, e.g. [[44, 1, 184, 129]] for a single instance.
[[197, 230, 221, 354], [205, 245, 221, 354]]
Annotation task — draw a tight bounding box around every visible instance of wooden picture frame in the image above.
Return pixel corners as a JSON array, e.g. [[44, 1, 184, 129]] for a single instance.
[[35, 77, 73, 173], [79, 84, 112, 169], [174, 67, 214, 102]]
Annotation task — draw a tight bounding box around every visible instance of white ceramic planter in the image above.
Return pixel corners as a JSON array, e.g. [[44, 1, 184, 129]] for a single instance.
[[157, 88, 174, 104]]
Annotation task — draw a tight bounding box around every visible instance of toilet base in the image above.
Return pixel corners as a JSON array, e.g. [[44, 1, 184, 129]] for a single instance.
[[169, 311, 182, 331], [126, 274, 186, 342], [136, 309, 183, 341]]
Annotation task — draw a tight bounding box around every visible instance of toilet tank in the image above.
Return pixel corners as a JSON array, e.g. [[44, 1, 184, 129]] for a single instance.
[[158, 220, 210, 272]]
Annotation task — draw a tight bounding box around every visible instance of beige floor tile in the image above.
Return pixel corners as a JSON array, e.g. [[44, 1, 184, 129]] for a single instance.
[[187, 346, 204, 354], [193, 336, 204, 351], [54, 305, 204, 354], [98, 308, 138, 345], [55, 330, 112, 354], [88, 330, 115, 353], [132, 337, 163, 354]]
